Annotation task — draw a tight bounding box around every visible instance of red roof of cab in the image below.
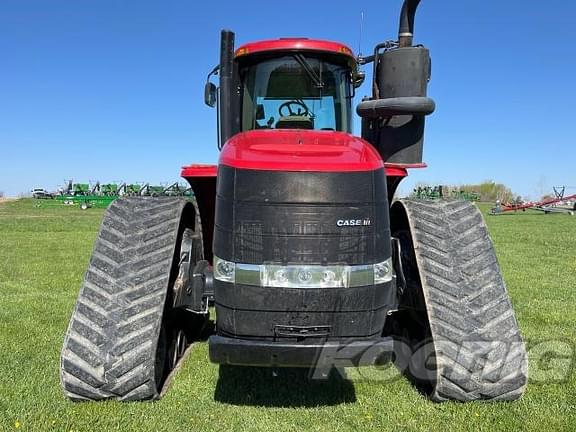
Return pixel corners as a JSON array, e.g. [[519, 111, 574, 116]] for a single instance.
[[235, 38, 355, 60], [219, 130, 383, 173]]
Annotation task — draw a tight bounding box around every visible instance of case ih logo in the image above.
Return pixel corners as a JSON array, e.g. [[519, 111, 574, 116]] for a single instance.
[[336, 219, 371, 227]]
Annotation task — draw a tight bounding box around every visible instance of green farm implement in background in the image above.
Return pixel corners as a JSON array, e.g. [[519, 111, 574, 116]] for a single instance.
[[56, 195, 117, 210], [450, 190, 480, 201], [72, 183, 90, 195], [412, 185, 480, 201], [33, 180, 193, 209], [412, 185, 443, 200]]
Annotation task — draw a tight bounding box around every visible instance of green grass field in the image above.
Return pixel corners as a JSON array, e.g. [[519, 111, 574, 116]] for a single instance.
[[1, 199, 575, 431]]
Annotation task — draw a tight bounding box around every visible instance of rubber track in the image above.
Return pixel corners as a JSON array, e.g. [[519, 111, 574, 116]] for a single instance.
[[397, 199, 528, 402], [60, 197, 190, 401]]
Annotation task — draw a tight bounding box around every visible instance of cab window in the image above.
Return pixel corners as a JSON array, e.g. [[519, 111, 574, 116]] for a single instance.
[[240, 55, 352, 132]]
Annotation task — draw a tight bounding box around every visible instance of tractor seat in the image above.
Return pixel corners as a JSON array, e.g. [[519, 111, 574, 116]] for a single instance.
[[275, 116, 314, 130]]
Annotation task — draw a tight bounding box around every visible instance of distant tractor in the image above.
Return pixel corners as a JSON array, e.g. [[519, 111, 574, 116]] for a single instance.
[[61, 0, 527, 402]]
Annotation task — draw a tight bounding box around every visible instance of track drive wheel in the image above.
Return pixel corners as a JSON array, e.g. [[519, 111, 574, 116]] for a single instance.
[[388, 199, 528, 402], [60, 197, 206, 401]]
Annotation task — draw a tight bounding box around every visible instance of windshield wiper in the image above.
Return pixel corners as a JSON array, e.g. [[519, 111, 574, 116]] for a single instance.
[[293, 54, 324, 89]]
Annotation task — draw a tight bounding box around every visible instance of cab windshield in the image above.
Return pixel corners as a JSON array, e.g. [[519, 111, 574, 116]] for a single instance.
[[240, 54, 352, 132]]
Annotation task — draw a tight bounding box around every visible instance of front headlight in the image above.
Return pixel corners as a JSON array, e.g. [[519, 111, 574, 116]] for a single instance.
[[213, 256, 235, 283], [213, 256, 394, 288], [374, 260, 394, 284], [259, 264, 352, 288]]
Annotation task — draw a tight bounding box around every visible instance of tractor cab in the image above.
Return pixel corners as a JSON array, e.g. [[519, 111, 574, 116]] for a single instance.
[[205, 37, 363, 146], [234, 40, 358, 133]]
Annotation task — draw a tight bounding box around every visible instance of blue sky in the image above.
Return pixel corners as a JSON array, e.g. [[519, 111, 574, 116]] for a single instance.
[[1, 0, 575, 198]]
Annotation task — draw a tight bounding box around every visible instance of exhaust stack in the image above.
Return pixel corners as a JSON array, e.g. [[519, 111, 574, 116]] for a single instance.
[[358, 0, 434, 166], [398, 0, 421, 47], [219, 30, 236, 147]]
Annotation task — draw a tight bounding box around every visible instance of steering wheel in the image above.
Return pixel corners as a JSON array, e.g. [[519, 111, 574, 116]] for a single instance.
[[278, 100, 310, 117]]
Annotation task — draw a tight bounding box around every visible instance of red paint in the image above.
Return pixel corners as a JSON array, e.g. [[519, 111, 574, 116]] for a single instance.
[[384, 166, 408, 178], [235, 38, 355, 60], [219, 130, 384, 173], [383, 162, 427, 178], [385, 162, 427, 170], [180, 164, 217, 178], [180, 138, 427, 178]]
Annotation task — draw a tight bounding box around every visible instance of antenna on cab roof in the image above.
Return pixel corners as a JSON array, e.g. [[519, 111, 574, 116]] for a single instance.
[[358, 12, 365, 58]]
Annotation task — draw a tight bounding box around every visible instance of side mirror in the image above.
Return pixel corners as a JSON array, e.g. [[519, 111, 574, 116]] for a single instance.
[[352, 70, 366, 88], [204, 82, 217, 108]]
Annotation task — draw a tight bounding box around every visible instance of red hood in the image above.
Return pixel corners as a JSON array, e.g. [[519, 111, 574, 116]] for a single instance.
[[219, 130, 384, 172]]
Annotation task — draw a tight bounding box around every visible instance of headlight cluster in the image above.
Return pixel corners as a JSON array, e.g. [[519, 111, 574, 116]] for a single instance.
[[213, 256, 394, 288]]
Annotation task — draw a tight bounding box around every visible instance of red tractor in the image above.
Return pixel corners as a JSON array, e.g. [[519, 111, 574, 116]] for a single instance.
[[61, 0, 527, 402]]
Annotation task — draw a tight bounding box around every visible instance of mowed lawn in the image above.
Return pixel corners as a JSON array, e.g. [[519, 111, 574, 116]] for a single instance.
[[0, 199, 575, 431]]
